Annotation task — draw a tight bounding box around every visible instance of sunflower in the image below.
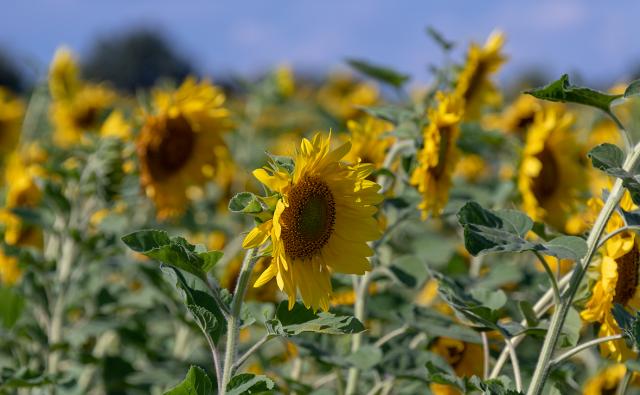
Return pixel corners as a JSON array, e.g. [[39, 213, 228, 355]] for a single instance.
[[483, 94, 541, 137], [343, 116, 394, 168], [455, 31, 507, 120], [410, 92, 464, 219], [430, 337, 484, 395], [581, 192, 640, 361], [454, 153, 488, 182], [137, 77, 232, 219], [100, 110, 131, 140], [583, 364, 640, 394], [0, 88, 24, 163], [317, 73, 379, 121], [518, 106, 586, 231], [48, 47, 116, 146], [243, 133, 382, 311]]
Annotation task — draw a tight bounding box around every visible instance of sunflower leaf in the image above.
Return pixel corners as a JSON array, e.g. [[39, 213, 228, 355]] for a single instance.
[[540, 236, 587, 261], [624, 79, 640, 98], [228, 192, 264, 215], [525, 74, 622, 113], [612, 303, 640, 351], [265, 301, 364, 337], [346, 58, 410, 88], [588, 144, 640, 204], [164, 365, 214, 395]]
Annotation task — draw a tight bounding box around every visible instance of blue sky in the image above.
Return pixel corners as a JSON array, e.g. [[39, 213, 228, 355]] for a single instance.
[[2, 1, 639, 87]]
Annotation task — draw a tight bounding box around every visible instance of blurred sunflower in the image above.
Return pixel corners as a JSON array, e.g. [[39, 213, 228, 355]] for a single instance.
[[581, 192, 640, 361], [0, 88, 24, 163], [49, 47, 116, 146], [483, 94, 541, 137], [455, 31, 507, 120], [343, 116, 394, 168], [518, 107, 585, 231], [100, 110, 131, 140], [411, 92, 463, 219], [243, 133, 382, 311], [454, 153, 488, 183], [137, 77, 232, 219], [430, 337, 484, 395], [317, 73, 379, 120], [583, 364, 640, 394]]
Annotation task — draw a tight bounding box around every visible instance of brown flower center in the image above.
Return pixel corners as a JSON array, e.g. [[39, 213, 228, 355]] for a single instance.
[[280, 176, 336, 260], [74, 106, 99, 130], [462, 59, 487, 105], [531, 145, 559, 202], [514, 114, 535, 133], [146, 114, 195, 179], [613, 245, 640, 305]]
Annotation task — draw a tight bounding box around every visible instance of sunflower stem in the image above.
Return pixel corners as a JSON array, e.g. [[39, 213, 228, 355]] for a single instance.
[[345, 271, 372, 395], [533, 251, 561, 305], [526, 143, 640, 395], [550, 334, 623, 366], [220, 247, 258, 394], [617, 368, 632, 395], [607, 109, 633, 155]]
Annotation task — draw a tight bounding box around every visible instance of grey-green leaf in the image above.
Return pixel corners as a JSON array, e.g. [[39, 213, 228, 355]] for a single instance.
[[226, 373, 275, 395], [345, 345, 382, 370], [265, 302, 365, 337], [347, 58, 410, 88], [624, 79, 640, 98], [525, 74, 621, 113], [540, 236, 587, 261], [228, 192, 263, 214], [164, 366, 214, 395]]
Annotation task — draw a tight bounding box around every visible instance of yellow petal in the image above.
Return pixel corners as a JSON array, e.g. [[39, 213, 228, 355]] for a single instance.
[[242, 220, 272, 249]]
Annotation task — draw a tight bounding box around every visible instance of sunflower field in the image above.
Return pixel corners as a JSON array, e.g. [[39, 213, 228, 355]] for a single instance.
[[3, 27, 640, 395]]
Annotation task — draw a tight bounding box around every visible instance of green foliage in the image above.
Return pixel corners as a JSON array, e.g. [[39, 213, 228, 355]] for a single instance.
[[457, 201, 587, 261], [346, 59, 410, 88], [0, 286, 24, 329], [265, 301, 364, 337], [612, 304, 640, 352], [164, 366, 214, 395], [525, 74, 621, 113], [226, 374, 275, 395], [588, 143, 640, 204]]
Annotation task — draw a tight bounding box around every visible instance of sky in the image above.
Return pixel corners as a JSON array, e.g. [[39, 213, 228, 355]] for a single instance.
[[2, 0, 639, 88]]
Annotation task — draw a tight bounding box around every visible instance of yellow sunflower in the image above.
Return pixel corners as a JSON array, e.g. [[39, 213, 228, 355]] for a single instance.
[[243, 133, 382, 311], [483, 94, 541, 137], [317, 73, 379, 121], [410, 92, 464, 219], [48, 47, 116, 146], [100, 110, 131, 140], [430, 337, 484, 395], [343, 116, 394, 168], [583, 364, 640, 394], [0, 88, 24, 163], [518, 106, 586, 231], [455, 31, 507, 120], [137, 77, 232, 219], [454, 153, 488, 182], [581, 192, 640, 361]]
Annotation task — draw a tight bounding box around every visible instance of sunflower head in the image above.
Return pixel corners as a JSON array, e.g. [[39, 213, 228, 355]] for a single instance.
[[455, 31, 507, 120], [49, 47, 81, 101], [411, 92, 464, 219], [0, 88, 24, 163], [583, 364, 631, 395], [518, 106, 586, 230], [343, 116, 394, 168], [137, 78, 232, 219], [243, 133, 382, 311], [483, 94, 541, 137], [317, 73, 379, 120], [429, 337, 484, 395]]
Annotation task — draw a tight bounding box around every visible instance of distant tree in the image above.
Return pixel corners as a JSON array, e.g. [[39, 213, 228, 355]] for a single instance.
[[0, 49, 24, 92], [83, 29, 194, 92]]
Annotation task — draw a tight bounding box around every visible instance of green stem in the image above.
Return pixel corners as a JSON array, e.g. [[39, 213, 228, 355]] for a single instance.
[[607, 110, 633, 154], [526, 144, 640, 395], [533, 251, 561, 304], [220, 248, 258, 394], [616, 368, 632, 395], [550, 334, 623, 366], [345, 271, 372, 395]]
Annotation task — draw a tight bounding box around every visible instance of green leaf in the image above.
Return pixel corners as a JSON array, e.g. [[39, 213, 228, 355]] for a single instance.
[[559, 307, 581, 348], [426, 26, 454, 51], [525, 74, 621, 113], [226, 373, 275, 395], [346, 58, 410, 88], [228, 192, 263, 214], [518, 301, 539, 327], [164, 366, 214, 395], [162, 266, 226, 345], [624, 79, 640, 98], [345, 345, 383, 370], [470, 288, 507, 310], [122, 230, 223, 284], [542, 236, 588, 261], [0, 286, 24, 329], [265, 301, 364, 337], [0, 368, 58, 389], [612, 303, 640, 352], [588, 144, 640, 204]]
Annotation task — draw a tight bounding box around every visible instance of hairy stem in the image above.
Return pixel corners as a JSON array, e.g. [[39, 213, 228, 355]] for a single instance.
[[345, 271, 372, 395], [550, 334, 623, 366]]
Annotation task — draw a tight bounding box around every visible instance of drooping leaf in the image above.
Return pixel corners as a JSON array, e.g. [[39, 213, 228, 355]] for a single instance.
[[164, 366, 214, 395], [226, 373, 275, 395], [346, 58, 410, 88], [588, 144, 640, 204], [265, 301, 364, 337], [525, 74, 621, 113], [612, 303, 640, 351]]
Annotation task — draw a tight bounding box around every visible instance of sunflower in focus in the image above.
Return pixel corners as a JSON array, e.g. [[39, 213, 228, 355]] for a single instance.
[[137, 77, 232, 219], [581, 192, 640, 361], [411, 92, 463, 219], [48, 48, 116, 146], [0, 88, 24, 163], [243, 133, 382, 311], [583, 364, 640, 394], [430, 337, 484, 395], [343, 116, 394, 168], [455, 31, 507, 120], [317, 73, 379, 120], [518, 106, 585, 231]]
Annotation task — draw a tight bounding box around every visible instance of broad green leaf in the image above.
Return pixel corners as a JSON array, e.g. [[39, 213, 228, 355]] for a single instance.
[[199, 251, 223, 273], [226, 373, 275, 395], [624, 79, 640, 98], [588, 144, 640, 204], [345, 345, 383, 370], [265, 301, 364, 337], [542, 236, 588, 261], [525, 74, 621, 113], [162, 266, 226, 345], [347, 58, 410, 88], [164, 366, 214, 395], [469, 288, 507, 310], [0, 286, 24, 329], [519, 301, 539, 327], [228, 192, 263, 214]]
